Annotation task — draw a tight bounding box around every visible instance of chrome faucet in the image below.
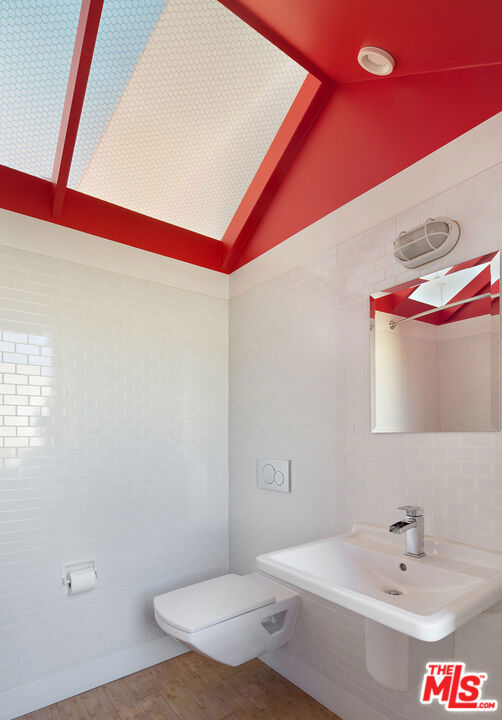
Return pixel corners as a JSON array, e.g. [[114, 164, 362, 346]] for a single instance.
[[389, 506, 425, 558]]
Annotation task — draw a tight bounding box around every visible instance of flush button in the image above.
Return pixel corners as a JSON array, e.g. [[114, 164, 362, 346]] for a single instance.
[[274, 470, 284, 486], [257, 459, 290, 493], [262, 463, 275, 484]]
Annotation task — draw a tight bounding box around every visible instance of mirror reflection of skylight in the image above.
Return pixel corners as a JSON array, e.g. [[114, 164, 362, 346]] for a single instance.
[[410, 264, 490, 307], [70, 0, 307, 239], [0, 1, 81, 178], [420, 267, 452, 280], [491, 254, 501, 284]]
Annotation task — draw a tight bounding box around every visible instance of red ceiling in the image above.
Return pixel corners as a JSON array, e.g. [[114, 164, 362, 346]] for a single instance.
[[234, 63, 502, 269], [221, 0, 502, 83], [1, 0, 502, 273]]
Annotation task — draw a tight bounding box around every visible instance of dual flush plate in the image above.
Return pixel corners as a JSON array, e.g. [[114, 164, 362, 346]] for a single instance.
[[257, 458, 291, 493]]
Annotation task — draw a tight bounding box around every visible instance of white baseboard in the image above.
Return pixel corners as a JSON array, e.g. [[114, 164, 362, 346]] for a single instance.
[[261, 647, 390, 720], [0, 636, 187, 720], [2, 637, 391, 720]]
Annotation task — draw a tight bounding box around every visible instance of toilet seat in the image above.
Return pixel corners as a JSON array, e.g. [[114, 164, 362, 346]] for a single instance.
[[154, 573, 275, 633], [154, 573, 298, 666]]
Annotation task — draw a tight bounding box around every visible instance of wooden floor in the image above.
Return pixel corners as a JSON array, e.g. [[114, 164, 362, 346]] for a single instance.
[[17, 651, 341, 720]]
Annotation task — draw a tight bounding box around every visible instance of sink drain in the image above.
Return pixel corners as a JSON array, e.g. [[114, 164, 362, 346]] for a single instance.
[[384, 589, 403, 596]]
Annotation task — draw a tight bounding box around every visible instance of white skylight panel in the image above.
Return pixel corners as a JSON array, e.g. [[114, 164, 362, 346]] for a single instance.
[[0, 1, 81, 178], [71, 0, 307, 239]]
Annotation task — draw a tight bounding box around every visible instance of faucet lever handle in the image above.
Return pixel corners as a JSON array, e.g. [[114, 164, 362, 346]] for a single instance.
[[398, 505, 423, 517]]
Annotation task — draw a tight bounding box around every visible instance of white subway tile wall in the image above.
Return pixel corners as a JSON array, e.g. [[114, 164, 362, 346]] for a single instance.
[[0, 330, 51, 466], [229, 163, 502, 719], [0, 246, 228, 692]]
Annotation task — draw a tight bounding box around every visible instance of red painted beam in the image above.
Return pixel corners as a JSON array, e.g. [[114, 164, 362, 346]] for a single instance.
[[221, 74, 331, 273], [51, 0, 104, 218], [235, 64, 502, 269], [0, 165, 223, 272], [217, 0, 329, 82]]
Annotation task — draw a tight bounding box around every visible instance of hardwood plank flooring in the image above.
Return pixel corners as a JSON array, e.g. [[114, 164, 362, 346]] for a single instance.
[[16, 652, 341, 720]]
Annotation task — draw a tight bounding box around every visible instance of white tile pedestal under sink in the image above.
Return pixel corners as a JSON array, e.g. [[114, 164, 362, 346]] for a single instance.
[[257, 524, 502, 691]]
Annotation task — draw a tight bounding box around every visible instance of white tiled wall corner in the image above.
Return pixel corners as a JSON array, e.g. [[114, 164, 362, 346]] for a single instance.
[[229, 162, 502, 719], [0, 245, 229, 693]]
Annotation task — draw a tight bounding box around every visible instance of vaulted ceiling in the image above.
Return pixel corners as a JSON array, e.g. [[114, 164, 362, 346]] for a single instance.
[[1, 0, 501, 273]]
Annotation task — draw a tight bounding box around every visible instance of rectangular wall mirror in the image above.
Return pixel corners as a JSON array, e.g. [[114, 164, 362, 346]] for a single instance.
[[370, 251, 500, 432]]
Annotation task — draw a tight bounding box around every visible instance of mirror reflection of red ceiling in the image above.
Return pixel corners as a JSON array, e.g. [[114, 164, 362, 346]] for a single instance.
[[1, 0, 502, 274], [372, 252, 500, 326]]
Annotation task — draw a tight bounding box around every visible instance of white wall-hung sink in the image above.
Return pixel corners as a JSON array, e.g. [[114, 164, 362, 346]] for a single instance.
[[257, 523, 502, 641], [256, 523, 502, 691]]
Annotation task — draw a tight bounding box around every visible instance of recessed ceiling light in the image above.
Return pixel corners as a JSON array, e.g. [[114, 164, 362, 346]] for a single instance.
[[357, 46, 395, 76]]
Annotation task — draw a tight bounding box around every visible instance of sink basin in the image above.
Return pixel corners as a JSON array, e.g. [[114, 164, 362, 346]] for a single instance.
[[256, 523, 502, 642]]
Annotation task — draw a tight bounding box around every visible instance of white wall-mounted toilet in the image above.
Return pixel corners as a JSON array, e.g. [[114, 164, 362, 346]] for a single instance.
[[154, 573, 298, 666]]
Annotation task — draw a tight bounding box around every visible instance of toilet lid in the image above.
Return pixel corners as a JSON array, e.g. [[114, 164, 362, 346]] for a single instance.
[[154, 574, 276, 633]]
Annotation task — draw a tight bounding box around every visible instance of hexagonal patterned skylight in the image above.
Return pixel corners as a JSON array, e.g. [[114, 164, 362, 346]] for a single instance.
[[68, 0, 168, 189], [70, 0, 307, 240], [0, 1, 81, 179]]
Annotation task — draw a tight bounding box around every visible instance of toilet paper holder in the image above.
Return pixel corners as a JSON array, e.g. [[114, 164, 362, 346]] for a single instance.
[[62, 559, 97, 595]]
